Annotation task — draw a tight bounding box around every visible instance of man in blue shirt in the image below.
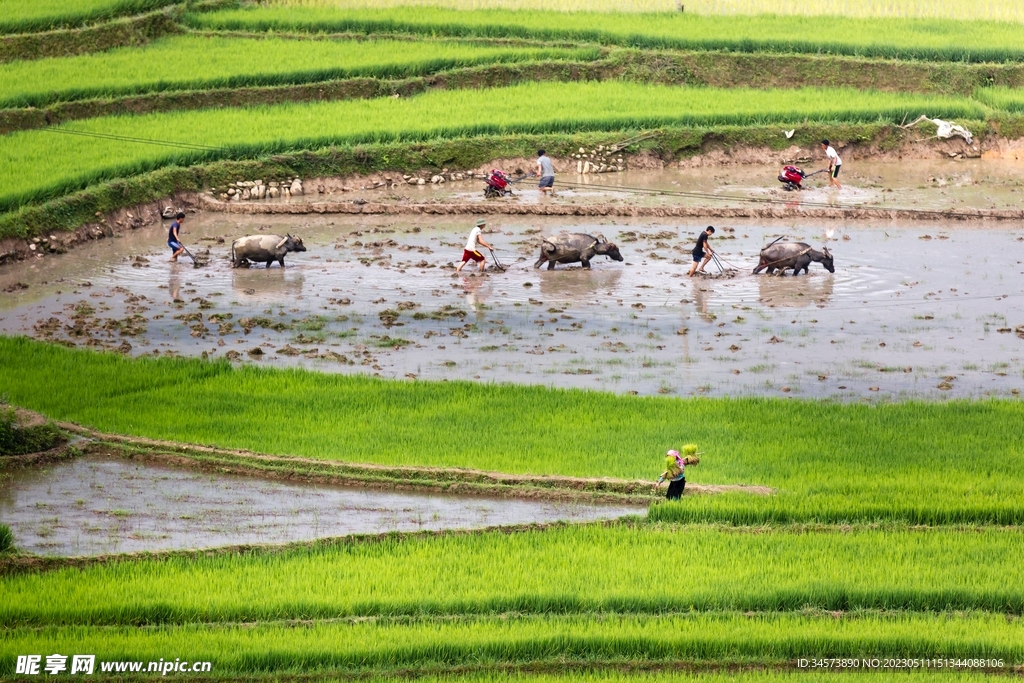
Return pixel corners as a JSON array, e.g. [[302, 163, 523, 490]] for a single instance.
[[167, 212, 186, 262], [536, 149, 555, 197]]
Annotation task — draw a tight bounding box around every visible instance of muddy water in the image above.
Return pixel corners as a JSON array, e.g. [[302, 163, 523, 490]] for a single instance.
[[0, 455, 644, 556], [2, 176, 1024, 399], [271, 158, 1024, 212]]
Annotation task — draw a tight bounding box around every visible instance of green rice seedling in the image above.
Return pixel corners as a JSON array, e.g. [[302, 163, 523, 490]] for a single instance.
[[282, 0, 1024, 21], [4, 524, 1024, 626], [0, 36, 595, 109], [0, 82, 985, 213], [974, 87, 1024, 113], [2, 337, 1024, 524], [190, 6, 1024, 62], [1, 611, 1021, 674], [283, 0, 682, 10], [650, 491, 1024, 526], [0, 522, 12, 553], [0, 0, 177, 34]]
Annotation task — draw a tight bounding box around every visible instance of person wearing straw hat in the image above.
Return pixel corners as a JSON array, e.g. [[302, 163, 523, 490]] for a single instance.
[[456, 218, 494, 274], [653, 445, 700, 500]]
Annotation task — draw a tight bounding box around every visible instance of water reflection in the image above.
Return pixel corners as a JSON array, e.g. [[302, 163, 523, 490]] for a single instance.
[[538, 268, 622, 303], [230, 267, 306, 303], [690, 279, 716, 322], [757, 273, 834, 308]]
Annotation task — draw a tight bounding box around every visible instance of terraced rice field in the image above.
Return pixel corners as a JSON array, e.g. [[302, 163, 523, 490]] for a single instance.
[[0, 0, 176, 34], [3, 337, 1024, 525], [191, 7, 1024, 62], [0, 82, 988, 211], [279, 0, 1024, 21], [0, 37, 592, 108]]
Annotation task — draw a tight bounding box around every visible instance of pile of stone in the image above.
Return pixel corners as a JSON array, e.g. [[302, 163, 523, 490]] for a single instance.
[[573, 146, 625, 174], [403, 168, 475, 185], [211, 178, 304, 201], [27, 234, 65, 255]]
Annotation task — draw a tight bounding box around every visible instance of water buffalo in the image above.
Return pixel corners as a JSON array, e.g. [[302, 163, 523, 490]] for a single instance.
[[753, 241, 833, 275], [231, 234, 306, 268], [534, 233, 623, 270]]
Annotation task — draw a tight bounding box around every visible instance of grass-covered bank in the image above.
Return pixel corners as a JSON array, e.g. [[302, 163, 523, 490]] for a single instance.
[[0, 80, 985, 214], [0, 10, 179, 64], [0, 0, 180, 35], [6, 48, 1024, 136], [2, 337, 1023, 523], [188, 6, 1024, 64], [5, 523, 1024, 624], [0, 36, 594, 109], [1, 611, 1021, 674]]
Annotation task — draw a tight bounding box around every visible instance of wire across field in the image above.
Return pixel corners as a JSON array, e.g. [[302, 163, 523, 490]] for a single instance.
[[0, 81, 986, 213], [5, 524, 1024, 626], [0, 0, 176, 34], [2, 338, 1023, 523], [276, 0, 1024, 22], [1, 611, 1021, 674], [0, 36, 594, 109], [189, 7, 1024, 62]]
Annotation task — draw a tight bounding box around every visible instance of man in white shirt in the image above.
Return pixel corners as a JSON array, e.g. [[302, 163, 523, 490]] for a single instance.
[[821, 139, 842, 189], [456, 218, 494, 273]]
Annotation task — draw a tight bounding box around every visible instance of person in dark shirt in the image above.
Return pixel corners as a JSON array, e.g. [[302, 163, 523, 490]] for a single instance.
[[688, 225, 715, 276], [167, 212, 186, 262]]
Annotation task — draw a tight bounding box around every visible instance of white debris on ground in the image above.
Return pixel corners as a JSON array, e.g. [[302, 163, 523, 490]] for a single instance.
[[902, 115, 974, 145]]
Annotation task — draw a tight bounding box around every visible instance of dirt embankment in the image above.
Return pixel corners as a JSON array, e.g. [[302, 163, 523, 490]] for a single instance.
[[0, 192, 199, 267], [41, 419, 772, 503], [199, 195, 1024, 222]]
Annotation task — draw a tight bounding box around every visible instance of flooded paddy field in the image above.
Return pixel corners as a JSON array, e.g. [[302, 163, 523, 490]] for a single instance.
[[0, 455, 644, 556], [2, 211, 1023, 399], [6, 154, 1024, 401], [3, 177, 1024, 400], [257, 157, 1024, 213]]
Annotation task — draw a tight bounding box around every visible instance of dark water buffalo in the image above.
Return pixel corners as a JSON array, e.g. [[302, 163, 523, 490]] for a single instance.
[[534, 233, 623, 270], [753, 242, 833, 275], [231, 234, 306, 268]]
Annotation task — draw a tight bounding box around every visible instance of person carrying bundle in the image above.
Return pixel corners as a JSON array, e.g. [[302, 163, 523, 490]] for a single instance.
[[653, 444, 701, 500]]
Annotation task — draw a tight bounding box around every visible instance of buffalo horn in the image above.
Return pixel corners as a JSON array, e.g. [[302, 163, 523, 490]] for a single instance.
[[275, 236, 288, 250]]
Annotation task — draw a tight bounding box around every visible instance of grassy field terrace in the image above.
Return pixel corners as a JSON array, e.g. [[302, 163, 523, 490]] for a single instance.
[[189, 7, 1024, 63]]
